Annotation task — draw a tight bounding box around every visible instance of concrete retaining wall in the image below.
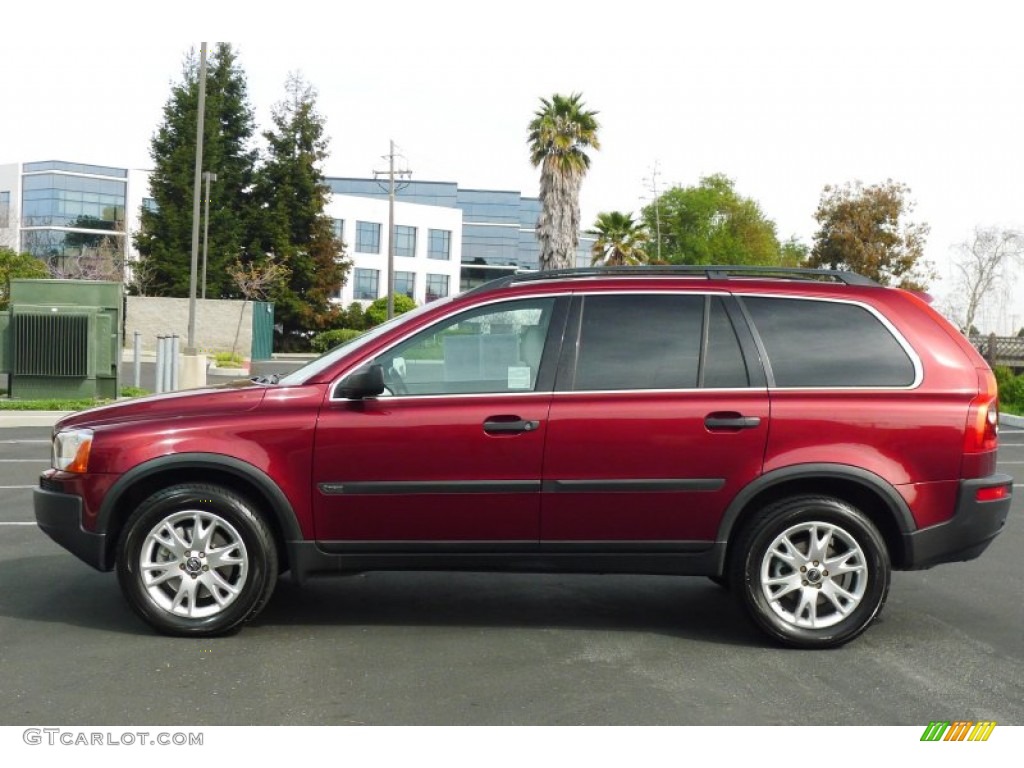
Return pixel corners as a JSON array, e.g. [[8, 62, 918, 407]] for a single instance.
[[126, 297, 253, 356]]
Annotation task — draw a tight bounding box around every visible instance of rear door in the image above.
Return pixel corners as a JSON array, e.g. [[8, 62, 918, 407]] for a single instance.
[[541, 291, 768, 545]]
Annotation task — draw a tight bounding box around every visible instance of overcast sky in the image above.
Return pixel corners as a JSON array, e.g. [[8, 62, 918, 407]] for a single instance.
[[5, 1, 1023, 328]]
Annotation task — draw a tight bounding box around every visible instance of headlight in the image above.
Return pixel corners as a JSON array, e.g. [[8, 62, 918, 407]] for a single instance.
[[52, 429, 94, 473]]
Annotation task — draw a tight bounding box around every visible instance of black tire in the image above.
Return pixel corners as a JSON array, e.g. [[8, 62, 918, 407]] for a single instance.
[[730, 495, 890, 649], [116, 483, 279, 637]]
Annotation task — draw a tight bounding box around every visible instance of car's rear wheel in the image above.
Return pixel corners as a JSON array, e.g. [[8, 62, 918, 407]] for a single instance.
[[731, 495, 890, 649], [116, 483, 278, 636]]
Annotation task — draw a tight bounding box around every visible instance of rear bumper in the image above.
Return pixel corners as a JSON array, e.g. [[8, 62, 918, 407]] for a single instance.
[[34, 485, 110, 571], [903, 474, 1012, 569]]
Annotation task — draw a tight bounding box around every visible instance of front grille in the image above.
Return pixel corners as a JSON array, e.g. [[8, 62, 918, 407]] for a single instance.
[[40, 477, 63, 493]]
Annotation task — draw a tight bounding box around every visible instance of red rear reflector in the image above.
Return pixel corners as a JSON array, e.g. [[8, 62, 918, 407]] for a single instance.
[[976, 486, 1009, 502]]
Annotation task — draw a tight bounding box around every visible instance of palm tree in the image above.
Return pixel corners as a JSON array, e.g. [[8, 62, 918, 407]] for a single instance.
[[528, 93, 600, 271], [588, 211, 650, 266]]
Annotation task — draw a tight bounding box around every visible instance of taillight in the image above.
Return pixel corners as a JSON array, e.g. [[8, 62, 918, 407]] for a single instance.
[[964, 368, 999, 453], [976, 485, 1009, 502]]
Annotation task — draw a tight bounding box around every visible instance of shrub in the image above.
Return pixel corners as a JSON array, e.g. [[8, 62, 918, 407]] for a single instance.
[[999, 373, 1024, 406], [311, 328, 364, 353], [365, 295, 416, 327]]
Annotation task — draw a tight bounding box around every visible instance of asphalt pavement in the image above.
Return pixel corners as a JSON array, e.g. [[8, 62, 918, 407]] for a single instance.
[[0, 422, 1021, 725]]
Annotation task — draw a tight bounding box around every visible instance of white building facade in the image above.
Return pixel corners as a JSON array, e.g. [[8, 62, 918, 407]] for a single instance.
[[327, 193, 462, 308]]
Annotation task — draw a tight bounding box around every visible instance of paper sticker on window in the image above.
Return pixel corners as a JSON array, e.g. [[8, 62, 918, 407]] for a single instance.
[[508, 366, 532, 389]]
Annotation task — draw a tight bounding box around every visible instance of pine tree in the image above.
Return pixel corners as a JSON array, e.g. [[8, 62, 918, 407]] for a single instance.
[[134, 44, 259, 298], [254, 72, 349, 349]]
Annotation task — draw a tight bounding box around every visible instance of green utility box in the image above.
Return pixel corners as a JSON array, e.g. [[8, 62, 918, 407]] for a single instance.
[[0, 279, 122, 400]]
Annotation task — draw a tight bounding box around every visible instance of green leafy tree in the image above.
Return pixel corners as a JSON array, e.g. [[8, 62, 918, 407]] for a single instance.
[[135, 44, 260, 298], [528, 93, 600, 271], [808, 180, 932, 289], [640, 174, 785, 266], [587, 211, 649, 266], [0, 247, 49, 309], [780, 236, 809, 267], [254, 73, 350, 349]]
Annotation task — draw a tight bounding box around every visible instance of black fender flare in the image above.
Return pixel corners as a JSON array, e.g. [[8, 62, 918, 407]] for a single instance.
[[716, 463, 917, 546], [97, 453, 304, 544]]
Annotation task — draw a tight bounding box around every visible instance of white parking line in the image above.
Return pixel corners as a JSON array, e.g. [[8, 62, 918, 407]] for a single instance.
[[0, 485, 35, 489], [0, 522, 35, 526], [0, 459, 48, 462], [0, 440, 50, 444]]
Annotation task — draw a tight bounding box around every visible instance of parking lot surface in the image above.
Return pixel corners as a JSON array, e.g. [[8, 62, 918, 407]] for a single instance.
[[1, 422, 1021, 725]]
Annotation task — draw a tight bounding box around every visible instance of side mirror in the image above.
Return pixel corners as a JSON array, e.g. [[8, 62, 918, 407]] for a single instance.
[[337, 364, 385, 399]]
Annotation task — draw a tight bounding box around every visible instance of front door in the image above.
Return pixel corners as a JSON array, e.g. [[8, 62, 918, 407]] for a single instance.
[[312, 296, 567, 546]]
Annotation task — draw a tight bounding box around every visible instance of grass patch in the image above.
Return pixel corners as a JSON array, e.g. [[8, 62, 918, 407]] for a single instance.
[[212, 351, 245, 366], [0, 386, 151, 411], [0, 398, 108, 411]]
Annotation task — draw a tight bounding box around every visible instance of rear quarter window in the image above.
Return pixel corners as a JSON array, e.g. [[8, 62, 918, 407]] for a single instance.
[[742, 296, 917, 387]]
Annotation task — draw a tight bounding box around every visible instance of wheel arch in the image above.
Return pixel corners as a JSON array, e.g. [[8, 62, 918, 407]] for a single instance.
[[717, 465, 915, 571], [98, 453, 302, 571]]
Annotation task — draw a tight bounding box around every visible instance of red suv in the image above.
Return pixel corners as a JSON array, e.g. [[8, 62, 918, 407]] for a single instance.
[[34, 266, 1012, 647]]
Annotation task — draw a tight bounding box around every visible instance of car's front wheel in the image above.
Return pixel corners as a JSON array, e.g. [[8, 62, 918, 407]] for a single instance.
[[731, 495, 890, 649], [116, 483, 278, 636]]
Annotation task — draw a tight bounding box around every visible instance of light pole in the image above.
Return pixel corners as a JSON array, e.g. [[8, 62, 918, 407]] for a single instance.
[[187, 42, 208, 353], [201, 171, 217, 300]]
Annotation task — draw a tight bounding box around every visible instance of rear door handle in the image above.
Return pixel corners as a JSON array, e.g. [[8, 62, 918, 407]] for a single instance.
[[483, 418, 540, 434], [704, 414, 762, 430]]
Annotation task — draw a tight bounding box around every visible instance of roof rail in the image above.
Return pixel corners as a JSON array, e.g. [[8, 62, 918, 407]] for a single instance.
[[465, 265, 878, 295]]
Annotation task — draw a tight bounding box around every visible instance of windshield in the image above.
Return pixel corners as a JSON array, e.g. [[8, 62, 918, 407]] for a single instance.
[[276, 298, 452, 385]]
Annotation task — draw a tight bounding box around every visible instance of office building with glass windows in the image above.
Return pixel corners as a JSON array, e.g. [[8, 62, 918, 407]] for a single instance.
[[1, 161, 593, 306], [0, 160, 133, 271], [327, 178, 596, 292]]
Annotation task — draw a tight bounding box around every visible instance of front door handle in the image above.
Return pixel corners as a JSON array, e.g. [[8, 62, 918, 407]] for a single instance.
[[705, 414, 762, 430], [483, 418, 540, 434]]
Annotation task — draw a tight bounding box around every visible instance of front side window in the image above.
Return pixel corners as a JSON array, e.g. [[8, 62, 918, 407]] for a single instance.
[[395, 225, 416, 257], [742, 296, 916, 387], [375, 298, 556, 396], [354, 268, 379, 300], [356, 221, 381, 254]]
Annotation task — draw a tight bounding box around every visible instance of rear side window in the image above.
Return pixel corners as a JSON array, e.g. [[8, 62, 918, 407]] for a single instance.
[[743, 296, 916, 387], [571, 294, 749, 391]]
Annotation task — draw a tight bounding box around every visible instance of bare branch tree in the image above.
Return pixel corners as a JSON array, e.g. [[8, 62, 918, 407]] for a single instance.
[[226, 255, 291, 356], [949, 227, 1024, 334]]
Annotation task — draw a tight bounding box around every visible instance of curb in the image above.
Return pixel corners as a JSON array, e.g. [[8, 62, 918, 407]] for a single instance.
[[0, 411, 72, 429], [1000, 413, 1024, 429]]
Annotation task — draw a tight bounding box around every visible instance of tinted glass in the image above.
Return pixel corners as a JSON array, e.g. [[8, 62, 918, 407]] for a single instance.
[[574, 294, 704, 391], [743, 297, 915, 387], [705, 297, 749, 388]]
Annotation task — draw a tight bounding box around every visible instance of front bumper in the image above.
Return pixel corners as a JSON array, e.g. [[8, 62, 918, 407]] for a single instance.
[[903, 474, 1013, 569], [34, 485, 110, 571]]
